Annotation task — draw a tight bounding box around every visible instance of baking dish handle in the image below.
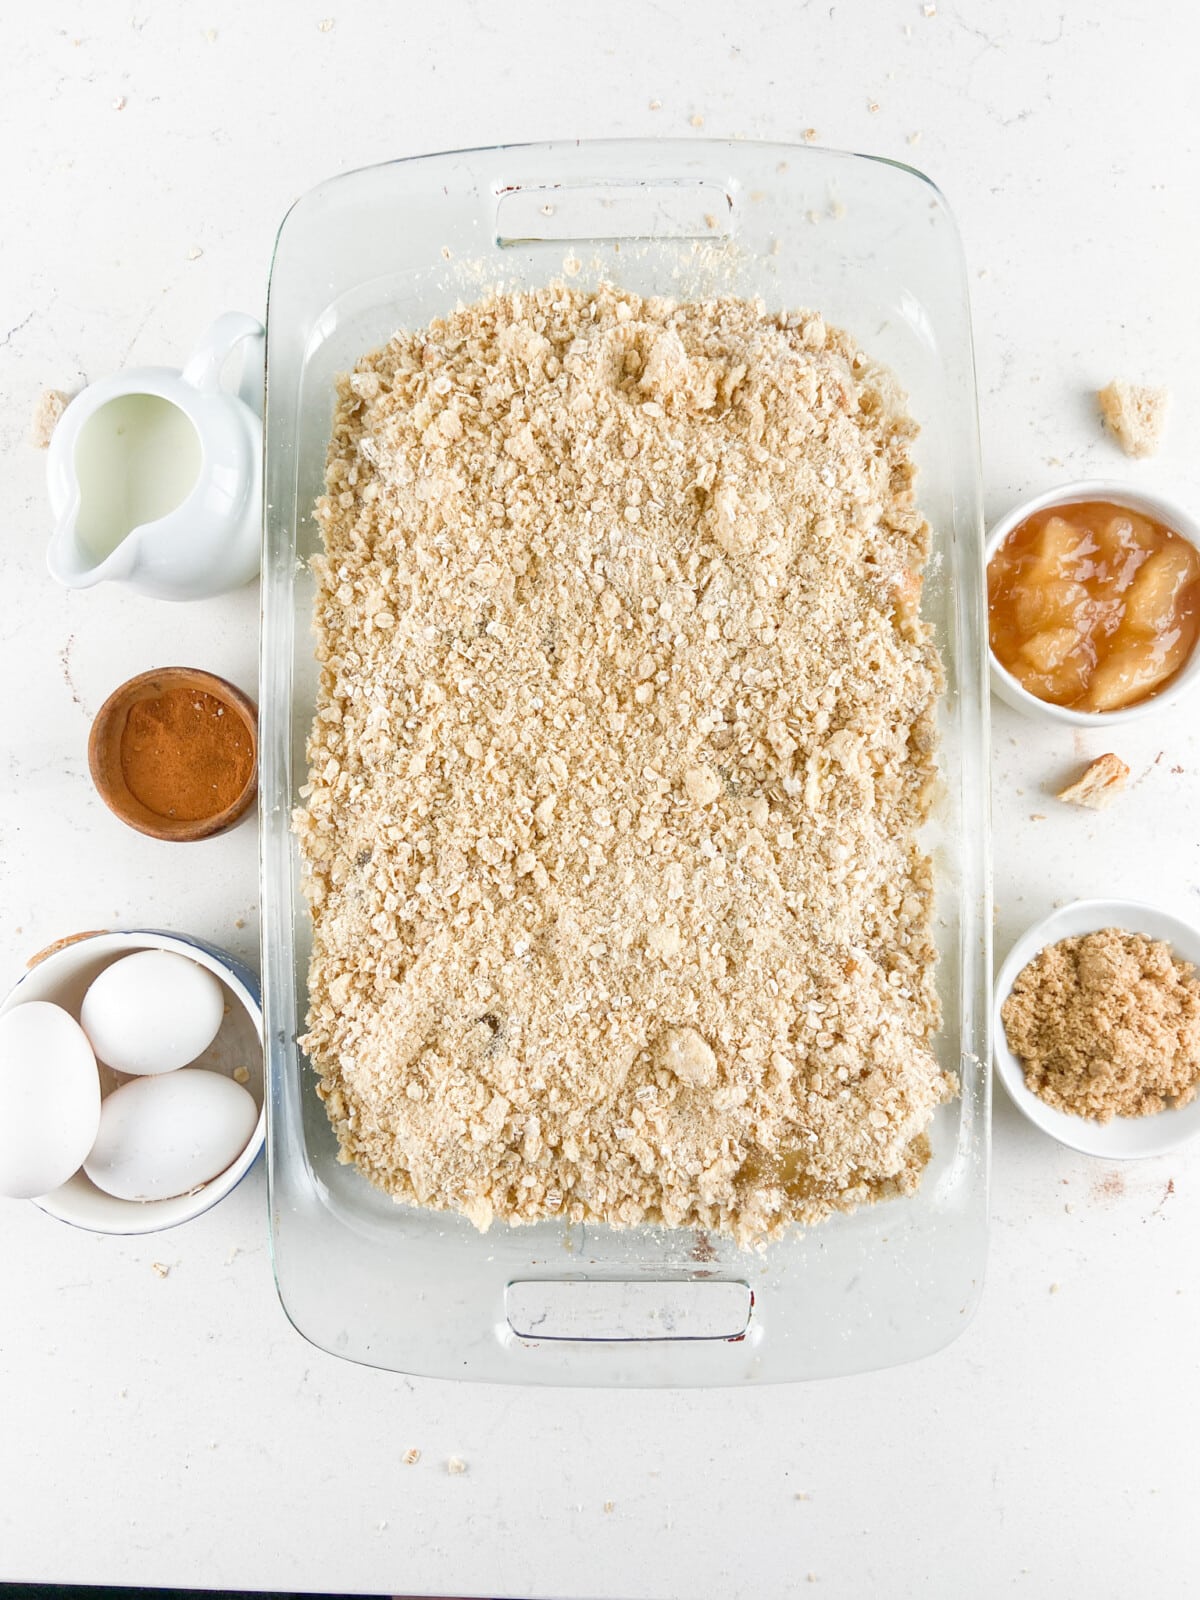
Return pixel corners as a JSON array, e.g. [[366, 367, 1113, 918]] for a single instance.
[[495, 179, 736, 244]]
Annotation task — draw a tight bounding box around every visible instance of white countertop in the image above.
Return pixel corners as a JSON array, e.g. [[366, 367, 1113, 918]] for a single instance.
[[4, 2, 1199, 1595]]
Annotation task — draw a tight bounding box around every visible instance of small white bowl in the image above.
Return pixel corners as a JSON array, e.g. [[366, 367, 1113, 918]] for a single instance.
[[986, 478, 1200, 727], [0, 929, 264, 1233], [994, 899, 1200, 1159]]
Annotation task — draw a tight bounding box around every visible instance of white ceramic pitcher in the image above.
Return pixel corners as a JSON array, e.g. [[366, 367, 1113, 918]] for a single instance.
[[46, 313, 264, 601]]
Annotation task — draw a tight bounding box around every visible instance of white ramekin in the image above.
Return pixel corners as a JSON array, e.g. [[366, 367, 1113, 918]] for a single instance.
[[0, 929, 264, 1234], [986, 479, 1200, 727], [994, 898, 1200, 1159]]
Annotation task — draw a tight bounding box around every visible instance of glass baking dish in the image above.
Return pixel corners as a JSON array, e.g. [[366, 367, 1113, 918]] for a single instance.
[[260, 139, 990, 1385]]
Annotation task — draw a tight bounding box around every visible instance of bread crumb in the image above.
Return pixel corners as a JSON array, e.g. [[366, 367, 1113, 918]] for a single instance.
[[603, 1500, 615, 1512], [317, 16, 335, 30], [151, 1261, 170, 1278], [1002, 929, 1200, 1120], [447, 1456, 467, 1475], [1056, 752, 1130, 810], [1049, 1281, 1060, 1293], [1098, 380, 1169, 458], [112, 95, 126, 110], [802, 128, 817, 142], [233, 1065, 251, 1085], [186, 246, 204, 261], [907, 131, 922, 145], [402, 1447, 421, 1466], [649, 99, 662, 111], [30, 388, 70, 449], [867, 99, 880, 113], [922, 2, 937, 13], [690, 113, 704, 127]]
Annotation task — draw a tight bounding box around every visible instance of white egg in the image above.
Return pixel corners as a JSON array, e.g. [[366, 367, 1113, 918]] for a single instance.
[[84, 1068, 258, 1202], [80, 950, 225, 1075], [0, 1002, 101, 1199]]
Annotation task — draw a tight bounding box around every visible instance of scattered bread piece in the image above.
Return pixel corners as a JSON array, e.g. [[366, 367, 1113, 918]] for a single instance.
[[1098, 380, 1169, 458], [1056, 752, 1130, 810], [30, 388, 71, 448]]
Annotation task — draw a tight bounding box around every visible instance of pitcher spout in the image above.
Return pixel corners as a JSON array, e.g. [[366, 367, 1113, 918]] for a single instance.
[[46, 508, 139, 590]]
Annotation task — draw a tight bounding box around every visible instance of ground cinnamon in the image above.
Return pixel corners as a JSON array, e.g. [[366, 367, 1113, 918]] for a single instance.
[[119, 687, 253, 821]]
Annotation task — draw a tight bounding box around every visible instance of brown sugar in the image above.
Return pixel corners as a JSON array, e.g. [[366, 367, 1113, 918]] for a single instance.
[[1002, 929, 1200, 1121], [120, 687, 254, 821], [295, 283, 951, 1245]]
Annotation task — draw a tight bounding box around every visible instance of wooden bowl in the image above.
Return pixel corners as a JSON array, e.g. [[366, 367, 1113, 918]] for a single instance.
[[88, 667, 258, 842]]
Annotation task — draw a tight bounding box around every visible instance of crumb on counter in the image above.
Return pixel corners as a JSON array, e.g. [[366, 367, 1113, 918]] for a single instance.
[[402, 1447, 421, 1466], [30, 388, 71, 448], [1098, 380, 1169, 458], [447, 1456, 467, 1475], [1056, 752, 1130, 810]]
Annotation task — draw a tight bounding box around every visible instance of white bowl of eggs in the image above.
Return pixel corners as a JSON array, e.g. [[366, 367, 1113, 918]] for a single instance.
[[0, 930, 264, 1233]]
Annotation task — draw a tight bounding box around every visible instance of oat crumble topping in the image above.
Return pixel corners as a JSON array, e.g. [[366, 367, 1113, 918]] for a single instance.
[[295, 283, 951, 1245]]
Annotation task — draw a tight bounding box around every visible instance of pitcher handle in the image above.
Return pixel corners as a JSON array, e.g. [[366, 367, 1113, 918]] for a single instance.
[[182, 311, 265, 416]]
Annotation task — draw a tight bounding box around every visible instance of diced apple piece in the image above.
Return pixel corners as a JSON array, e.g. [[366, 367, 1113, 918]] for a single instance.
[[1094, 517, 1150, 592], [1122, 544, 1200, 636], [1011, 656, 1087, 706], [1099, 515, 1135, 553], [1079, 595, 1123, 641], [1020, 627, 1079, 673], [1083, 632, 1192, 711], [1098, 513, 1155, 555], [1013, 579, 1088, 634], [1027, 516, 1087, 584]]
